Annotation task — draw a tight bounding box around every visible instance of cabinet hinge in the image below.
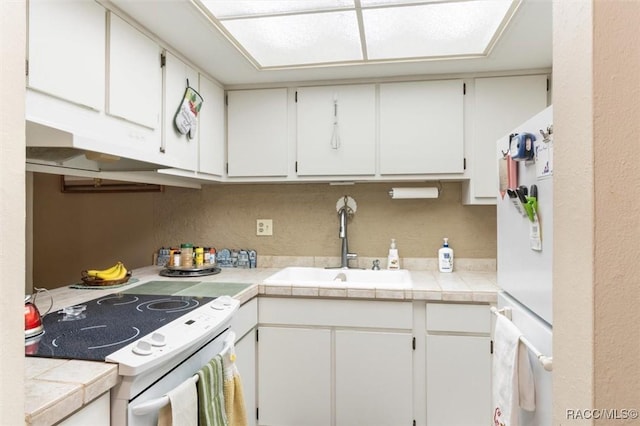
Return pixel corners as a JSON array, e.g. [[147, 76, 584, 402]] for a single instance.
[[490, 340, 494, 354], [25, 59, 29, 77], [226, 162, 229, 175], [463, 157, 467, 170], [256, 328, 259, 342], [225, 94, 228, 106], [463, 83, 466, 95], [546, 78, 550, 92], [295, 91, 298, 103], [295, 161, 298, 173], [160, 53, 166, 68], [412, 337, 416, 350]]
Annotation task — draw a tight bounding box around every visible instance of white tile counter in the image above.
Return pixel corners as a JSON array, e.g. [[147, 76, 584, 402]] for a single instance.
[[25, 259, 496, 424]]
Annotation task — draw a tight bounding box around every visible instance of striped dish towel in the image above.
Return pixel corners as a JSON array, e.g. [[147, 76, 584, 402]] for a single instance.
[[197, 355, 229, 426], [222, 344, 248, 426]]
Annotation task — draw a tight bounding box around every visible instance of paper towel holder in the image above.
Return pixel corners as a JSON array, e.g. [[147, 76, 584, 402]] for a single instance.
[[388, 186, 440, 199]]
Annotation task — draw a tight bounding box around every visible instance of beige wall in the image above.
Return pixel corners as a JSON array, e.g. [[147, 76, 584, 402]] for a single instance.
[[554, 1, 640, 424], [32, 173, 156, 288], [33, 175, 496, 287], [0, 0, 26, 423]]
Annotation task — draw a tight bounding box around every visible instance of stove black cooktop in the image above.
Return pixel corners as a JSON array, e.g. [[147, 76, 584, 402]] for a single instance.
[[25, 293, 214, 361]]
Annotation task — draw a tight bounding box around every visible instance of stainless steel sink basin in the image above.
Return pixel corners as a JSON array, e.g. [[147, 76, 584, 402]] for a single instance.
[[263, 267, 412, 288]]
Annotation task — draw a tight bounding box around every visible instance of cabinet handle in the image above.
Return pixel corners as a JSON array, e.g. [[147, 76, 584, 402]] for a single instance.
[[330, 96, 340, 150]]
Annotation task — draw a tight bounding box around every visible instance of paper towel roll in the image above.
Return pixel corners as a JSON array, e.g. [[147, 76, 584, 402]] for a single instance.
[[389, 187, 439, 199]]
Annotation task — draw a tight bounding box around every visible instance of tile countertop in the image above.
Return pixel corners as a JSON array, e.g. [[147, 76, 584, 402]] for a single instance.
[[25, 261, 496, 425]]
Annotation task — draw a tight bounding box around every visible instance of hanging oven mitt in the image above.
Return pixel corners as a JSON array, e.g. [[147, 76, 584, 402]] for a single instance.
[[174, 81, 203, 139]]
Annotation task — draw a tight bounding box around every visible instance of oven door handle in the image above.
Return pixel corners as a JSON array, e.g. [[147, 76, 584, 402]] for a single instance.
[[130, 331, 237, 416], [132, 375, 198, 416]]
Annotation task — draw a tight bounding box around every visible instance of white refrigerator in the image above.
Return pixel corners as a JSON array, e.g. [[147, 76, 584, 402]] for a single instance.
[[496, 106, 554, 425]]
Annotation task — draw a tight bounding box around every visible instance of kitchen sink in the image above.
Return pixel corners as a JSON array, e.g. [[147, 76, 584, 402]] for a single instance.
[[263, 267, 412, 288]]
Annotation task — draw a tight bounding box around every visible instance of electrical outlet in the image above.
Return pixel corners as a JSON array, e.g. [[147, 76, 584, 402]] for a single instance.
[[256, 219, 273, 236]]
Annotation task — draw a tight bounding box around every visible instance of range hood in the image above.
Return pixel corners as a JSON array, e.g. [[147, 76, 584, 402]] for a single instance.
[[25, 121, 203, 189], [26, 121, 162, 172]]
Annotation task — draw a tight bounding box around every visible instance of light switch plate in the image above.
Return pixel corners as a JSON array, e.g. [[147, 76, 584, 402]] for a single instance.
[[256, 219, 273, 236]]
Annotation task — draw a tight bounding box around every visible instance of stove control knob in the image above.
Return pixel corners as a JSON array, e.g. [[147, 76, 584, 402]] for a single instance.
[[218, 295, 233, 306], [211, 295, 233, 310], [150, 332, 167, 347], [132, 340, 153, 356]]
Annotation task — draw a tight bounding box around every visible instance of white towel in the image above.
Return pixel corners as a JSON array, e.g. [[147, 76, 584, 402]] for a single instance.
[[492, 314, 535, 426], [158, 377, 198, 426]]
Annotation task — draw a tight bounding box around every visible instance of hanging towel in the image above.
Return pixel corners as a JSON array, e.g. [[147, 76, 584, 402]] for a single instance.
[[197, 355, 229, 426], [492, 314, 536, 426], [157, 377, 198, 426], [222, 342, 248, 426]]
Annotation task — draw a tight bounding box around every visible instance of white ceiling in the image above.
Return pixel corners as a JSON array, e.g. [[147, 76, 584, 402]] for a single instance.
[[106, 0, 552, 87]]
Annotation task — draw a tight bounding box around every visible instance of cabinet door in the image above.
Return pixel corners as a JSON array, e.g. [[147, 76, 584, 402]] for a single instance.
[[227, 89, 288, 177], [426, 334, 491, 426], [380, 80, 464, 174], [162, 52, 199, 170], [198, 75, 225, 176], [257, 327, 331, 426], [235, 329, 256, 426], [108, 13, 161, 129], [296, 84, 376, 176], [472, 75, 548, 198], [335, 330, 413, 426], [28, 0, 105, 110]]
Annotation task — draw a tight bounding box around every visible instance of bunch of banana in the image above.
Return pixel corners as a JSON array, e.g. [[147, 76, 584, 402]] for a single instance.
[[85, 262, 128, 281]]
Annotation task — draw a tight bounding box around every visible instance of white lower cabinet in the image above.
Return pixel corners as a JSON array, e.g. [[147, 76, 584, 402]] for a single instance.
[[255, 297, 491, 426], [230, 298, 259, 426], [335, 330, 413, 426], [235, 328, 257, 426], [257, 298, 413, 426], [257, 327, 332, 426], [425, 303, 491, 426]]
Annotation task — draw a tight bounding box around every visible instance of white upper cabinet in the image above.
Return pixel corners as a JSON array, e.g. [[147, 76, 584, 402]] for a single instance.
[[379, 80, 465, 175], [296, 84, 376, 176], [198, 74, 225, 176], [470, 75, 548, 199], [162, 51, 199, 171], [28, 0, 105, 110], [227, 88, 289, 177], [107, 13, 162, 129]]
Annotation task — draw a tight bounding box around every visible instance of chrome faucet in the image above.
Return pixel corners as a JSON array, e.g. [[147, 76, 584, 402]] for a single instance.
[[333, 196, 358, 269]]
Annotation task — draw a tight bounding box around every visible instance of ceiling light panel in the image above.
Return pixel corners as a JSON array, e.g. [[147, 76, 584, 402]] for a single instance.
[[363, 0, 514, 60], [360, 0, 439, 6], [220, 10, 363, 67], [202, 0, 355, 19]]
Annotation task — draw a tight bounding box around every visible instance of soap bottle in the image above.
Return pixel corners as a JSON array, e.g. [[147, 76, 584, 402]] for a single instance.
[[387, 239, 400, 270], [438, 238, 454, 272]]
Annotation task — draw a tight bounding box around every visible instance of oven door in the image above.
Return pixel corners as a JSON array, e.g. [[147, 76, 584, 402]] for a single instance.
[[111, 328, 230, 426]]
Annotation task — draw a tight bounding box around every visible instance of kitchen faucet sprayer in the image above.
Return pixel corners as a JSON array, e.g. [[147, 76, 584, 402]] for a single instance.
[[329, 196, 358, 269]]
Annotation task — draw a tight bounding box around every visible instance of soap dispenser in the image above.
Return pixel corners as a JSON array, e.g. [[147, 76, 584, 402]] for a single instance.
[[438, 238, 454, 272], [387, 239, 400, 270]]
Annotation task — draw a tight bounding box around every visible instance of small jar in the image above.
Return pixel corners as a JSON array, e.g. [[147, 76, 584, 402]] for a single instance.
[[173, 251, 181, 267], [180, 243, 194, 268], [195, 247, 204, 267], [203, 247, 211, 265]]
